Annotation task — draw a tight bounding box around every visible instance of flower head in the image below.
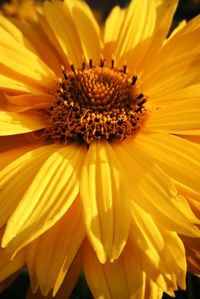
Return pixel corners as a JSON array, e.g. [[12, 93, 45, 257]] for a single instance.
[[0, 0, 200, 298]]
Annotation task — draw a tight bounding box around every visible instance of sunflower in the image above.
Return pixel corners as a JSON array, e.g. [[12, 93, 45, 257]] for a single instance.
[[0, 0, 200, 298]]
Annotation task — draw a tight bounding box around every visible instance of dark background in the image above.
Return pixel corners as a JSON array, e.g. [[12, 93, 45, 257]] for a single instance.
[[0, 0, 200, 298]]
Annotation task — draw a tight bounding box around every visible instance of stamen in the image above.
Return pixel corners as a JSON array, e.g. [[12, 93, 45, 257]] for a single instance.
[[89, 59, 93, 68], [70, 64, 75, 73], [132, 75, 137, 85]]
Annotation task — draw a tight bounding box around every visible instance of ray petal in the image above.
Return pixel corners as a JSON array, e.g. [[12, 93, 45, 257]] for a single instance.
[[80, 141, 131, 263], [1, 144, 86, 253]]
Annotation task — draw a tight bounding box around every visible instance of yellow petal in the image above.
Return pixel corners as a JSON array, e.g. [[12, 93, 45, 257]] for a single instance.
[[130, 202, 186, 292], [0, 25, 55, 93], [114, 142, 200, 237], [26, 199, 84, 296], [0, 74, 41, 94], [0, 15, 33, 46], [6, 93, 52, 111], [150, 84, 200, 106], [61, 0, 102, 64], [80, 141, 131, 263], [42, 1, 83, 67], [135, 133, 200, 195], [146, 98, 200, 135], [2, 143, 86, 253], [0, 111, 47, 135], [26, 252, 81, 299], [117, 0, 156, 60], [143, 15, 200, 96], [0, 228, 26, 281], [180, 235, 200, 276], [0, 144, 57, 228], [12, 19, 62, 76], [82, 239, 161, 299], [0, 135, 40, 171], [139, 0, 178, 74]]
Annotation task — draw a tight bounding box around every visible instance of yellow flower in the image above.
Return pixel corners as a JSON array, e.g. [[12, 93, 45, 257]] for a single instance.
[[0, 0, 38, 20], [0, 0, 200, 298]]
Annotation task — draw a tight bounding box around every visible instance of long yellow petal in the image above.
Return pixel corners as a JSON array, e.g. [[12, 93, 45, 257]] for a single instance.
[[114, 142, 199, 237], [42, 1, 83, 67], [115, 0, 156, 60], [80, 141, 131, 263], [0, 135, 40, 171], [0, 144, 57, 228], [62, 0, 102, 64], [0, 228, 26, 281], [137, 0, 178, 73], [0, 25, 55, 93], [26, 199, 84, 296], [82, 240, 163, 299], [6, 93, 52, 111], [135, 133, 200, 194], [143, 15, 200, 96], [146, 98, 200, 135], [26, 252, 81, 299], [0, 111, 47, 135], [2, 143, 86, 253], [130, 202, 186, 293]]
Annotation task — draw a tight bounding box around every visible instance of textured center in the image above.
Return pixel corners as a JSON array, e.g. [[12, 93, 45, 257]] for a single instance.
[[46, 61, 147, 144]]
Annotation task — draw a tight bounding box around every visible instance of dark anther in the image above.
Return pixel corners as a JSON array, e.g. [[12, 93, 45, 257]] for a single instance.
[[89, 59, 93, 68], [100, 58, 105, 67], [132, 75, 137, 85], [82, 62, 86, 70], [61, 66, 68, 80], [137, 98, 146, 106], [71, 64, 75, 73], [137, 93, 144, 99], [123, 65, 127, 74], [111, 59, 115, 69]]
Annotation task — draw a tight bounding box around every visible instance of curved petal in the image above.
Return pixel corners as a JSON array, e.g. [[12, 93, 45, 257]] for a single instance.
[[0, 134, 41, 171], [143, 15, 200, 96], [135, 0, 178, 73], [80, 141, 131, 263], [82, 239, 162, 299], [26, 199, 84, 296], [6, 93, 52, 111], [135, 133, 200, 194], [1, 143, 86, 253], [104, 0, 156, 62], [62, 0, 102, 64], [0, 23, 55, 93], [180, 235, 200, 276], [26, 251, 81, 299], [130, 202, 186, 293], [113, 141, 199, 237], [149, 84, 200, 106], [146, 98, 200, 135], [11, 19, 62, 76], [41, 1, 84, 67], [0, 111, 47, 135], [0, 228, 26, 281]]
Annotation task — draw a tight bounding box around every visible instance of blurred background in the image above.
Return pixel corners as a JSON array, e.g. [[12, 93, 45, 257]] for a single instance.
[[0, 0, 200, 298]]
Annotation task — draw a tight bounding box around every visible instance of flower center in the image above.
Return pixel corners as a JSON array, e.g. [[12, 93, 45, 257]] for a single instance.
[[46, 60, 147, 144]]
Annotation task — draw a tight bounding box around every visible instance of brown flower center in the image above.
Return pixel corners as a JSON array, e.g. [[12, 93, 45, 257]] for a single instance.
[[46, 60, 147, 144]]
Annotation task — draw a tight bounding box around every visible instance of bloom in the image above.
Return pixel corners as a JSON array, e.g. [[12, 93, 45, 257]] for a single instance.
[[0, 0, 200, 298]]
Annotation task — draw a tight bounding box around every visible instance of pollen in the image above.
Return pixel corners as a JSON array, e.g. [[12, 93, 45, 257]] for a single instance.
[[46, 60, 147, 144]]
